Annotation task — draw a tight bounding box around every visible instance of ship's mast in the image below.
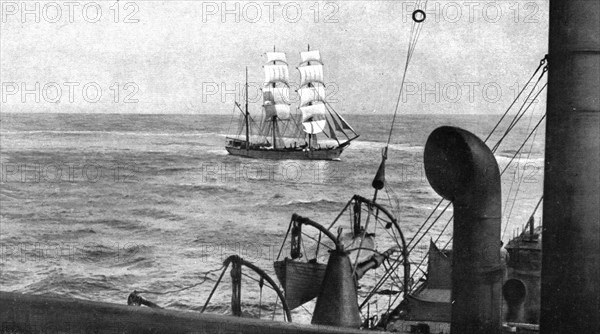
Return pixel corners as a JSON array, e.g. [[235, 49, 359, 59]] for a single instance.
[[263, 47, 291, 149], [541, 0, 600, 333], [272, 46, 277, 149], [245, 67, 249, 151], [306, 44, 315, 150]]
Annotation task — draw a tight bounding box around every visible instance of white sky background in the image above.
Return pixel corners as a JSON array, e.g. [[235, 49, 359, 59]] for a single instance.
[[0, 0, 549, 114]]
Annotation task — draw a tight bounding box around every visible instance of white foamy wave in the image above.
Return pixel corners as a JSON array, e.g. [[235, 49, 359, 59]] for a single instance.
[[496, 155, 544, 166], [207, 149, 229, 155], [349, 140, 423, 152]]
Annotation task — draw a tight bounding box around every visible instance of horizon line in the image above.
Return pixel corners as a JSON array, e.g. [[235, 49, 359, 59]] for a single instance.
[[0, 111, 518, 116]]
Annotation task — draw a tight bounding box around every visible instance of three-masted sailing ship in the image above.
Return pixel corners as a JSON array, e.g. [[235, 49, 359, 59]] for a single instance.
[[226, 49, 359, 161]]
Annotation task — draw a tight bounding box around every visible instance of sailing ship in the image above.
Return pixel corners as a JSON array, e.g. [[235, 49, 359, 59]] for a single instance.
[[1, 1, 598, 333], [225, 48, 359, 161]]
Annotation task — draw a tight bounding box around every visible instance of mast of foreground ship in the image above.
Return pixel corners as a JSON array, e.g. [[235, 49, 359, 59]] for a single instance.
[[541, 1, 600, 333], [245, 67, 249, 151], [263, 50, 292, 149]]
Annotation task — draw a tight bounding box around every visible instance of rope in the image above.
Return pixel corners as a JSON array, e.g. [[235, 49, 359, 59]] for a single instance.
[[521, 196, 544, 232], [201, 264, 229, 313], [499, 114, 546, 177], [271, 295, 279, 320], [386, 0, 428, 147], [440, 113, 547, 251], [227, 104, 237, 136], [408, 202, 452, 253], [405, 65, 548, 258], [351, 206, 373, 278], [300, 304, 313, 317], [137, 266, 225, 296], [385, 58, 548, 305], [240, 272, 276, 293], [276, 216, 294, 261], [492, 73, 547, 152], [483, 56, 546, 143], [406, 199, 444, 248], [258, 277, 264, 318], [502, 108, 541, 239]]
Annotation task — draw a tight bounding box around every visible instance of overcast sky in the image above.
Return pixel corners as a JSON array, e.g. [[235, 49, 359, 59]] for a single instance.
[[0, 0, 549, 114]]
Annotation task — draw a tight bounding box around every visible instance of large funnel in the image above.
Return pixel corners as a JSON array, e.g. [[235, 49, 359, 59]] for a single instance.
[[424, 126, 503, 334], [541, 1, 600, 332], [311, 249, 362, 328]]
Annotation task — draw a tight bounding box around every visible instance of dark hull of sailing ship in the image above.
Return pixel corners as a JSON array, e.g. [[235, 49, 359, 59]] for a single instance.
[[225, 142, 348, 160]]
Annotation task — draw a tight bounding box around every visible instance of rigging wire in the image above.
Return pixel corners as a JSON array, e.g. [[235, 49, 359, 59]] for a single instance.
[[501, 108, 542, 239], [501, 104, 539, 223], [439, 113, 547, 252], [383, 108, 548, 305], [405, 63, 548, 254], [386, 0, 428, 148], [483, 56, 547, 143], [379, 58, 549, 308], [227, 103, 237, 137], [491, 71, 548, 152], [521, 196, 544, 232], [136, 266, 225, 296]]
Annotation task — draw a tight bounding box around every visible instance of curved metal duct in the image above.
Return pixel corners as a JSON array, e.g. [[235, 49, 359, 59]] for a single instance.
[[424, 126, 503, 334]]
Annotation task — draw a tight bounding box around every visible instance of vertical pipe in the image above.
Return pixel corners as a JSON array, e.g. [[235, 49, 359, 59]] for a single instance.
[[424, 126, 503, 334], [541, 1, 600, 332]]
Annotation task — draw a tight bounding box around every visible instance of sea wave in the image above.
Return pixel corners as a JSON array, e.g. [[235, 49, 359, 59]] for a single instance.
[[350, 140, 423, 152], [281, 198, 343, 207]]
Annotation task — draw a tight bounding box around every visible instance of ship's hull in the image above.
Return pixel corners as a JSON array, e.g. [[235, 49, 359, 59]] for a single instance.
[[226, 145, 347, 161], [0, 291, 382, 334], [0, 291, 534, 334]]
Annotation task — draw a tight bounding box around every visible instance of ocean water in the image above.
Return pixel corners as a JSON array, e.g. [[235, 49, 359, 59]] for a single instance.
[[0, 112, 545, 322]]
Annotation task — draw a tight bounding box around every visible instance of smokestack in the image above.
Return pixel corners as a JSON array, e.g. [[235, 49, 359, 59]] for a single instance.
[[541, 1, 600, 332], [424, 126, 503, 334]]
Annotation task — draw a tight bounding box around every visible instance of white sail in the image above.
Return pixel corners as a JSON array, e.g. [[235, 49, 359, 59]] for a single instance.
[[298, 65, 324, 87], [299, 103, 327, 122], [264, 104, 291, 120], [302, 120, 327, 134], [300, 50, 322, 64], [263, 87, 290, 105], [266, 52, 287, 64], [264, 65, 289, 85], [298, 84, 326, 107]]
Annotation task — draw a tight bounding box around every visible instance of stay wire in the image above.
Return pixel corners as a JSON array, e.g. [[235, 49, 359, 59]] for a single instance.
[[407, 69, 547, 255], [136, 266, 225, 295], [502, 108, 541, 239], [404, 72, 548, 292], [442, 113, 547, 251], [386, 2, 428, 147], [501, 106, 539, 236], [483, 56, 546, 143], [492, 71, 547, 152]]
